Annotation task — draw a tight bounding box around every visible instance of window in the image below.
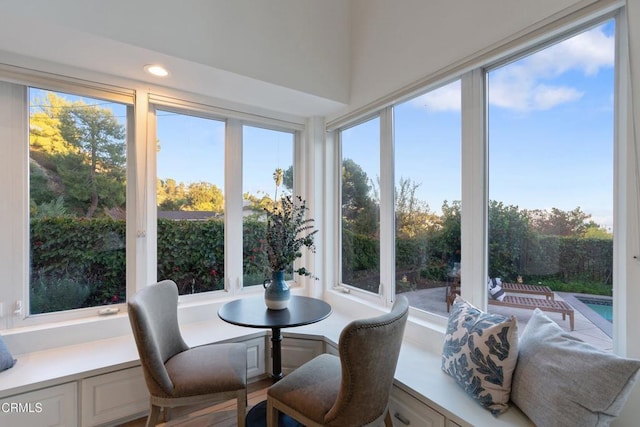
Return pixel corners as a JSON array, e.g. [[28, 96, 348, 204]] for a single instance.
[[340, 117, 381, 292], [156, 110, 226, 295], [393, 81, 462, 314], [29, 88, 129, 314], [487, 21, 615, 345], [242, 125, 294, 286]]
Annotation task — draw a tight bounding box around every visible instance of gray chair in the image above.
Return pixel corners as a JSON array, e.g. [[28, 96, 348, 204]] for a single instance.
[[266, 296, 409, 427], [128, 280, 247, 427]]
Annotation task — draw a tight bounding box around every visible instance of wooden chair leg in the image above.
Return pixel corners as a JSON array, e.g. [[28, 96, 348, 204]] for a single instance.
[[145, 404, 161, 427], [266, 399, 278, 427], [384, 409, 393, 427], [237, 390, 247, 427]]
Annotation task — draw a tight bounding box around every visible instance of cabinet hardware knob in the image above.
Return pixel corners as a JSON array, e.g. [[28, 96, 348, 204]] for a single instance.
[[394, 412, 411, 425]]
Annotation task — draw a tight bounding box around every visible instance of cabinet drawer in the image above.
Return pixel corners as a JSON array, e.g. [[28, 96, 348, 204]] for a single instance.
[[389, 386, 445, 427], [0, 382, 77, 427]]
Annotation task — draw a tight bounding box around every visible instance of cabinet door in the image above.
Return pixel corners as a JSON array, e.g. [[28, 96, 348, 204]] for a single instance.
[[279, 337, 323, 375], [389, 386, 445, 427], [243, 336, 267, 379], [81, 366, 148, 426], [0, 382, 77, 427]]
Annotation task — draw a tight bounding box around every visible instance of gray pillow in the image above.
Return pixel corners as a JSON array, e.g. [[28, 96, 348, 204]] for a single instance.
[[0, 334, 16, 372], [511, 309, 640, 426], [442, 297, 519, 415]]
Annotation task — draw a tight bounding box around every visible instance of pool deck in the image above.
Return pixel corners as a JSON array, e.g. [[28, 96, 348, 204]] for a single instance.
[[401, 287, 613, 351]]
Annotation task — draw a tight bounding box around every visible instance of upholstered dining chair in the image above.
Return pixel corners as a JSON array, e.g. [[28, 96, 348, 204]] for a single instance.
[[128, 280, 247, 427], [266, 295, 409, 427]]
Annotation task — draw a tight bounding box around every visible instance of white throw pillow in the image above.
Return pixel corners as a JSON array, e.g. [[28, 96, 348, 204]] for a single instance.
[[488, 277, 506, 301], [512, 309, 640, 426]]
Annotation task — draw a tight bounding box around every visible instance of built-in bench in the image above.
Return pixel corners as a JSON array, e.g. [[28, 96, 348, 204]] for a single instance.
[[0, 299, 533, 427]]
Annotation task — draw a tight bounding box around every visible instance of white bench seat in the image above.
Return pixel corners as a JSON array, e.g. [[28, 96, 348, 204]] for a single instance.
[[0, 307, 533, 426]]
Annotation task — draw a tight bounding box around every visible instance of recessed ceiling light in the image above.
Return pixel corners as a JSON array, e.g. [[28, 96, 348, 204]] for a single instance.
[[144, 64, 169, 77]]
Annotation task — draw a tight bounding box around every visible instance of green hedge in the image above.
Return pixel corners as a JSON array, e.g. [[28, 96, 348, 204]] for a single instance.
[[31, 217, 126, 313], [30, 217, 614, 313]]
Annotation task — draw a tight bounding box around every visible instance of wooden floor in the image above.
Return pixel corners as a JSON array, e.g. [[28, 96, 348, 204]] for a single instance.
[[120, 378, 272, 427]]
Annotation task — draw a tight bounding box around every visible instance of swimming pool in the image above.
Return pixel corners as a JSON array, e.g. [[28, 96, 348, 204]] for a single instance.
[[575, 296, 612, 322]]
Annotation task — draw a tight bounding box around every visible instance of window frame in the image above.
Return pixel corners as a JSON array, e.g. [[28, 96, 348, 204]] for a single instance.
[[0, 78, 135, 328], [147, 100, 304, 305], [330, 8, 628, 341]]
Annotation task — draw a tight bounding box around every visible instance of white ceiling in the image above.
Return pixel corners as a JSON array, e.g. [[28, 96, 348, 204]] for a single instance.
[[0, 0, 350, 118]]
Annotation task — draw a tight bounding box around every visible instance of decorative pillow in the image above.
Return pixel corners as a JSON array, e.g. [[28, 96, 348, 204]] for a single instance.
[[0, 334, 16, 372], [442, 297, 518, 415], [488, 277, 505, 301], [511, 309, 640, 426]]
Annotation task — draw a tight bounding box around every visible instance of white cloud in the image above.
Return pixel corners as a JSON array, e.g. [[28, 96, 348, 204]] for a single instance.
[[409, 80, 461, 112], [489, 25, 614, 112]]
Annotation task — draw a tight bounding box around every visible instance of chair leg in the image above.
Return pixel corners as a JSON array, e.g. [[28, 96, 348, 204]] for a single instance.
[[266, 399, 278, 427], [145, 403, 161, 427], [237, 389, 247, 427], [384, 409, 393, 427]]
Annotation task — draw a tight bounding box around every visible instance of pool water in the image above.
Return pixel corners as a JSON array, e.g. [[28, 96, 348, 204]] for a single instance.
[[576, 297, 613, 322]]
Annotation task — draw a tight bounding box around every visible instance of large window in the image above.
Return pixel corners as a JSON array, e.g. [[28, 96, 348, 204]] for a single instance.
[[29, 88, 128, 314], [340, 117, 381, 292], [156, 110, 225, 295], [487, 21, 615, 345], [242, 125, 294, 286], [393, 81, 462, 314]]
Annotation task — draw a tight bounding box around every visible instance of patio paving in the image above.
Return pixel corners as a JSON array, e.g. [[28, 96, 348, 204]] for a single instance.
[[400, 286, 613, 351]]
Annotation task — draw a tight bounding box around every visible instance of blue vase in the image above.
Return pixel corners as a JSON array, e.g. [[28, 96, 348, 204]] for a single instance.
[[263, 270, 290, 310]]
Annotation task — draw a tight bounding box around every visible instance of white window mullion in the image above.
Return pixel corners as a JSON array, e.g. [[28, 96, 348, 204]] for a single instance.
[[379, 107, 395, 305], [0, 81, 28, 328], [132, 94, 153, 293], [226, 119, 243, 294], [460, 69, 489, 308]]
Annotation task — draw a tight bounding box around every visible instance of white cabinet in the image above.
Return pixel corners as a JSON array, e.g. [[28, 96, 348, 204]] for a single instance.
[[389, 386, 445, 427], [0, 382, 77, 427], [80, 366, 148, 426], [325, 341, 339, 356], [244, 336, 267, 379], [279, 337, 323, 375]]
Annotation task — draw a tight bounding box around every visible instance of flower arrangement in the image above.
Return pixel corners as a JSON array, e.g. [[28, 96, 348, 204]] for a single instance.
[[264, 194, 317, 277]]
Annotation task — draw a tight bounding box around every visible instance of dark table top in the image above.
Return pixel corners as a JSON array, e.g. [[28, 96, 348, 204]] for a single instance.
[[218, 295, 332, 329]]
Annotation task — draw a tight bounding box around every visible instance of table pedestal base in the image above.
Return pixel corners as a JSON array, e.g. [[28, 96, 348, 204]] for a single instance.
[[245, 400, 303, 427]]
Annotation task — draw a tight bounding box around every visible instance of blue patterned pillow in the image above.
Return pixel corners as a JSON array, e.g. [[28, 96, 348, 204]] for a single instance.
[[0, 334, 16, 372], [442, 297, 518, 415]]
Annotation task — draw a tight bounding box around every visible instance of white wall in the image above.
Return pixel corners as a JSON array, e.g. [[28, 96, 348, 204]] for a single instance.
[[0, 0, 351, 109], [339, 0, 596, 119]]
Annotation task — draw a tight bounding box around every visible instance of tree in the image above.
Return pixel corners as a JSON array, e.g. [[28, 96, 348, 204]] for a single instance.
[[488, 201, 530, 279], [57, 98, 126, 217], [29, 92, 75, 156], [395, 177, 439, 238], [185, 181, 224, 212], [283, 165, 294, 191], [342, 158, 378, 235], [157, 178, 188, 211], [526, 207, 591, 237]]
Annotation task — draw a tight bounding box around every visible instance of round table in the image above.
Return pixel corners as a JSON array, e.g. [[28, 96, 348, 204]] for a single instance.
[[218, 295, 332, 380]]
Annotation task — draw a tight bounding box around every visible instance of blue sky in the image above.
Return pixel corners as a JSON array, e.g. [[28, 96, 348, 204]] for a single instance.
[[32, 20, 615, 229], [343, 20, 615, 229]]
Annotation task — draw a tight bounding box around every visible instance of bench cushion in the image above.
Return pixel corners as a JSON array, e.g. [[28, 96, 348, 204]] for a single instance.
[[442, 297, 519, 415], [512, 309, 640, 426]]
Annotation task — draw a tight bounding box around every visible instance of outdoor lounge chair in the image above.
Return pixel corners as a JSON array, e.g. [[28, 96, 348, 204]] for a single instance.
[[501, 282, 554, 300], [488, 295, 575, 331]]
